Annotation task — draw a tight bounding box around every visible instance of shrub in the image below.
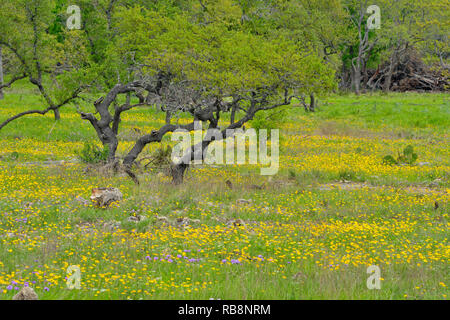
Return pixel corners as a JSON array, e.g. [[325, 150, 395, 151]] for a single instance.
[[397, 145, 418, 165], [382, 155, 398, 165], [77, 142, 109, 164], [149, 145, 173, 167], [338, 169, 357, 181], [383, 145, 418, 165]]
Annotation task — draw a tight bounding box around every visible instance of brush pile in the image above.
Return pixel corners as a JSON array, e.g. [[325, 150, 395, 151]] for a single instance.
[[367, 48, 449, 92]]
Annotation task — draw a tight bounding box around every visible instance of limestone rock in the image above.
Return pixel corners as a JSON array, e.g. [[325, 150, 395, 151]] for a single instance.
[[236, 199, 251, 205], [12, 287, 38, 300], [90, 188, 123, 207], [227, 218, 246, 227], [175, 217, 201, 228], [127, 215, 146, 223], [103, 221, 121, 231]]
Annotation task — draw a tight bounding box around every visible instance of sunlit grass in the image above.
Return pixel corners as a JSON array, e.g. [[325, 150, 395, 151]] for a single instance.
[[0, 85, 448, 299]]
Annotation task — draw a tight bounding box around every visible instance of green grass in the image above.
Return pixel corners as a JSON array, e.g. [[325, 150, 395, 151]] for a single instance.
[[0, 83, 448, 299]]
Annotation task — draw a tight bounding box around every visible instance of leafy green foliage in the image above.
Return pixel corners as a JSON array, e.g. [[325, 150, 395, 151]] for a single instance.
[[383, 145, 418, 166], [382, 155, 398, 166], [250, 108, 288, 133], [397, 145, 419, 165], [0, 0, 96, 111], [76, 142, 109, 164], [148, 145, 173, 167], [338, 169, 357, 181], [114, 6, 336, 98]]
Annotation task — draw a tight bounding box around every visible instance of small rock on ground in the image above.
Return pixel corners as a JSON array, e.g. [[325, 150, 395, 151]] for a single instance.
[[90, 188, 123, 207], [12, 287, 38, 300]]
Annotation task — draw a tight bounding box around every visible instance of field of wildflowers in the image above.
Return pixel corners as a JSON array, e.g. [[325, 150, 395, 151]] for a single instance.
[[0, 83, 448, 299]]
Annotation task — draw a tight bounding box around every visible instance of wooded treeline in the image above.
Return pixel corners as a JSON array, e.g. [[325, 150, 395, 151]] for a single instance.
[[1, 0, 447, 97]]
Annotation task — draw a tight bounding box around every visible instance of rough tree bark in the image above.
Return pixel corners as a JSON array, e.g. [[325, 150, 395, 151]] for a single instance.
[[123, 123, 196, 167], [121, 105, 218, 184], [352, 57, 362, 94], [349, 0, 378, 94], [170, 92, 295, 184], [170, 111, 254, 184], [79, 79, 198, 182], [383, 54, 396, 92], [80, 83, 144, 161], [299, 93, 316, 112], [53, 108, 60, 121], [80, 78, 298, 185]]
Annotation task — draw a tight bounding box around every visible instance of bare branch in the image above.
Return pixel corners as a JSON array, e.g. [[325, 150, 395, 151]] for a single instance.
[[0, 73, 27, 90]]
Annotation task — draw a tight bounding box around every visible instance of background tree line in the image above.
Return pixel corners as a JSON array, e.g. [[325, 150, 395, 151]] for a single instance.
[[0, 0, 448, 99]]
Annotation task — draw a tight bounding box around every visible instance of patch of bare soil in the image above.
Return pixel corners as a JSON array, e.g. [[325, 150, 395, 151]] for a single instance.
[[317, 182, 376, 191], [317, 181, 446, 195]]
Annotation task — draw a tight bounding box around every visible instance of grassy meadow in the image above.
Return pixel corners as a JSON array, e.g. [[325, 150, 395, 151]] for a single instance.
[[0, 81, 448, 299]]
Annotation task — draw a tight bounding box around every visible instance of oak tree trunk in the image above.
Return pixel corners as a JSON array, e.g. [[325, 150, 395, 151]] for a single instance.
[[309, 93, 316, 112], [171, 163, 188, 184], [352, 57, 361, 95], [53, 108, 60, 120]]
